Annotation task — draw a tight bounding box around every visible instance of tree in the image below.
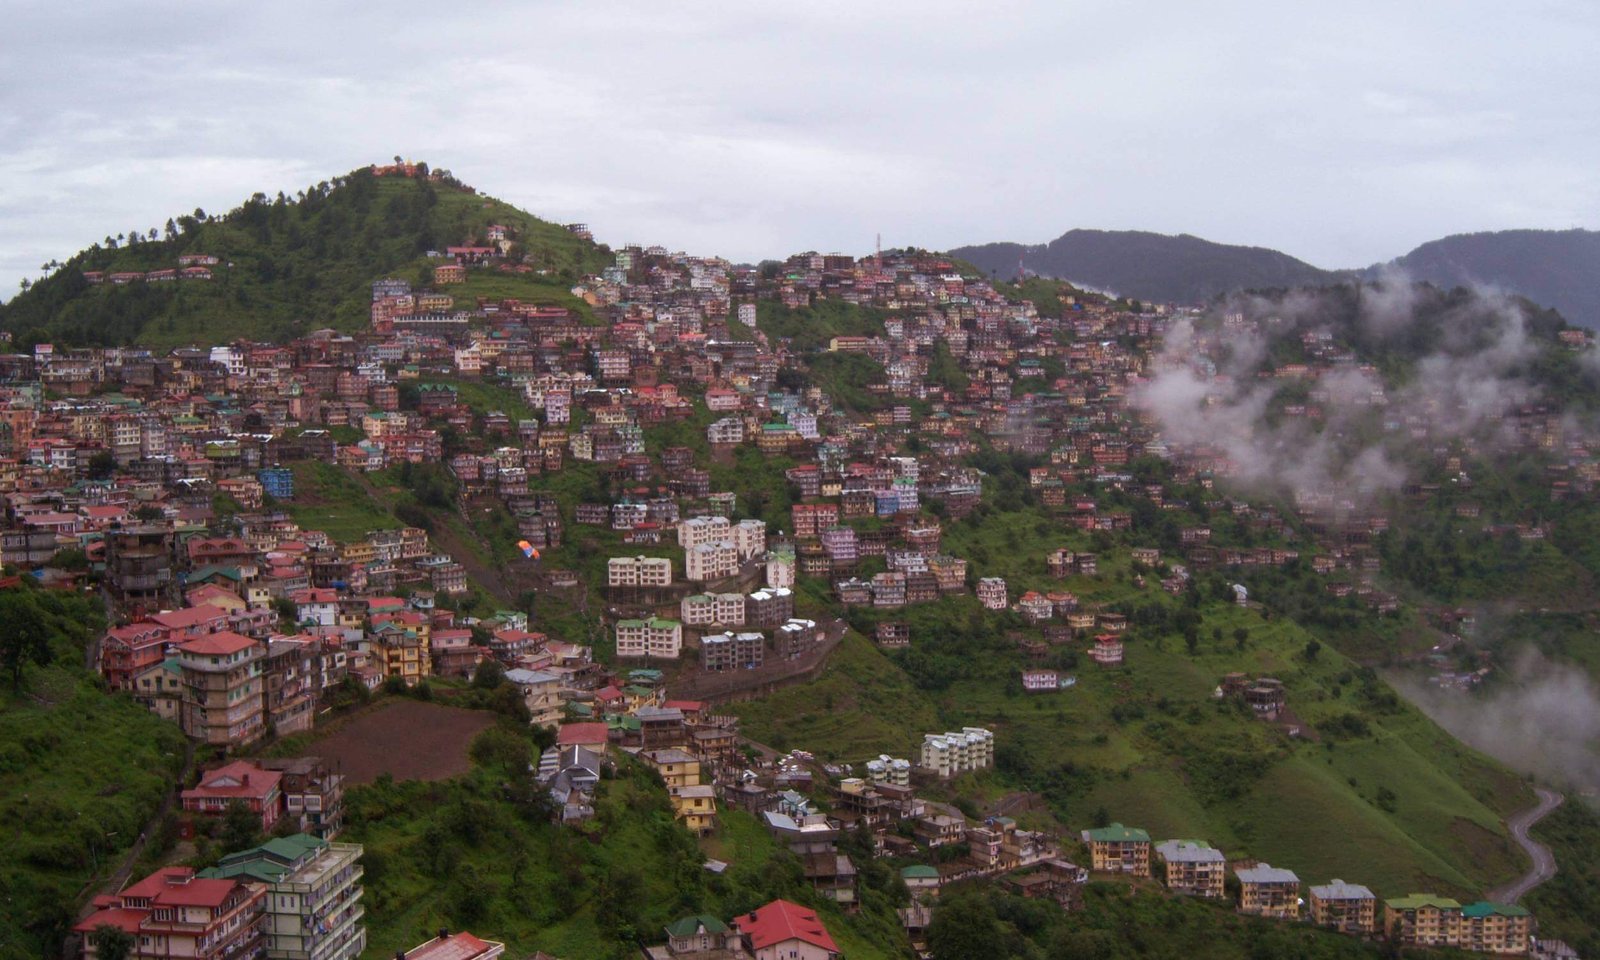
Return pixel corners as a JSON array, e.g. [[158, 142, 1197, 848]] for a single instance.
[[220, 799, 261, 854], [1303, 639, 1322, 662], [0, 589, 53, 691], [90, 924, 135, 960], [471, 658, 505, 689], [86, 450, 117, 480]]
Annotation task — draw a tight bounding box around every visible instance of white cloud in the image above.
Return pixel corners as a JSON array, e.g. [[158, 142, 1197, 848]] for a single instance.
[[2, 0, 1597, 300]]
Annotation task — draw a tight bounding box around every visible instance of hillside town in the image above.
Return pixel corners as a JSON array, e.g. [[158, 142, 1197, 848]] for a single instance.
[[2, 194, 1592, 960]]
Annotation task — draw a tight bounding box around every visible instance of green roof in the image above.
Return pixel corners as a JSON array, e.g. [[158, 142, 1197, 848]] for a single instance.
[[901, 865, 940, 879], [1084, 823, 1150, 843], [665, 915, 728, 937], [1462, 901, 1530, 918], [1386, 894, 1462, 911]]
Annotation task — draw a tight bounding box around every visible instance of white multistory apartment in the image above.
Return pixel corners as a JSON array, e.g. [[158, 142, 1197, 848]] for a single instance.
[[678, 515, 733, 548], [712, 592, 746, 626], [680, 594, 717, 626], [607, 555, 673, 588], [685, 540, 739, 582], [917, 727, 995, 778], [614, 618, 683, 659], [865, 755, 912, 787], [766, 546, 796, 589], [202, 834, 367, 960], [734, 518, 767, 560], [977, 577, 1009, 610], [707, 416, 744, 445]]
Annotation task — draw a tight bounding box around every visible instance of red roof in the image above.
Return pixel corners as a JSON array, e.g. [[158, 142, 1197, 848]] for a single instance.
[[73, 906, 145, 934], [178, 631, 256, 657], [405, 932, 502, 960], [150, 606, 227, 631], [183, 761, 281, 803], [735, 899, 838, 953], [556, 722, 609, 746]]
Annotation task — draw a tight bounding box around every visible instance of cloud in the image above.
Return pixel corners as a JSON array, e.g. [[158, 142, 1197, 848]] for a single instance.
[[1394, 649, 1600, 793]]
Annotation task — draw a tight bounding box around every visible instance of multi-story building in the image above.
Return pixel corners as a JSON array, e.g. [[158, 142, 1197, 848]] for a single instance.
[[976, 577, 1008, 610], [765, 545, 796, 589], [615, 617, 683, 659], [1237, 863, 1300, 919], [177, 631, 265, 749], [1155, 840, 1226, 897], [733, 518, 767, 559], [678, 516, 732, 548], [505, 668, 564, 727], [262, 756, 346, 839], [746, 587, 794, 628], [702, 631, 765, 672], [1460, 902, 1533, 955], [182, 760, 283, 831], [608, 555, 673, 588], [917, 727, 994, 778], [1080, 823, 1152, 877], [685, 540, 739, 582], [1384, 894, 1463, 948], [75, 867, 267, 960], [864, 755, 911, 787], [1309, 880, 1377, 936], [201, 834, 366, 960]]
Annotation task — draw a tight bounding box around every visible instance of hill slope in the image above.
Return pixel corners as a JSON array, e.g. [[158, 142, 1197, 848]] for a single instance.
[[1375, 228, 1600, 328], [0, 167, 609, 348], [951, 229, 1347, 302]]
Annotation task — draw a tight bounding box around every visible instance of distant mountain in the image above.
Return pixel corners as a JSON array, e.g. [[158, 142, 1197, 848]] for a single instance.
[[0, 166, 609, 348], [1375, 229, 1600, 328], [951, 229, 1349, 304]]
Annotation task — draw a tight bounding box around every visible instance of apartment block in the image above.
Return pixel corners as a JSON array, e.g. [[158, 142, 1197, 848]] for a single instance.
[[1237, 863, 1300, 919], [685, 540, 739, 581], [616, 617, 683, 659], [1080, 824, 1151, 877], [202, 834, 366, 960], [609, 555, 673, 588], [1309, 880, 1377, 936], [917, 726, 994, 778], [1155, 840, 1226, 897]]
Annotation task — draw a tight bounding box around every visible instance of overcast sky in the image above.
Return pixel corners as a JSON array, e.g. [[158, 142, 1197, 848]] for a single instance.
[[2, 0, 1596, 299]]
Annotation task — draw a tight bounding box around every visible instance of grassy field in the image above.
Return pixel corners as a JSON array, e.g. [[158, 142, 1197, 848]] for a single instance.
[[285, 461, 403, 542]]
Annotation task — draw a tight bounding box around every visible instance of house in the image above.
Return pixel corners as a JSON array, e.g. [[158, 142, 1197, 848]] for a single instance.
[[645, 915, 748, 960], [181, 760, 284, 831], [734, 900, 840, 960], [1309, 879, 1377, 935], [260, 755, 345, 838], [1155, 840, 1225, 897], [901, 864, 941, 899], [670, 783, 718, 835], [75, 867, 268, 960], [505, 668, 565, 727], [1080, 823, 1151, 876], [199, 834, 366, 960], [1237, 863, 1300, 919], [403, 931, 505, 960], [1090, 634, 1124, 667], [976, 577, 1008, 610]]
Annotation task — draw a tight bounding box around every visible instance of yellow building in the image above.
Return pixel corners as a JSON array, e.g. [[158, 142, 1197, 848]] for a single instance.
[[1384, 894, 1462, 948], [1080, 824, 1151, 877], [1237, 863, 1300, 919], [642, 748, 702, 789], [1309, 880, 1377, 935]]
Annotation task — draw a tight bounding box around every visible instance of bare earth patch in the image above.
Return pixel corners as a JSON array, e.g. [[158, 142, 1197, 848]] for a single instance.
[[298, 699, 495, 785]]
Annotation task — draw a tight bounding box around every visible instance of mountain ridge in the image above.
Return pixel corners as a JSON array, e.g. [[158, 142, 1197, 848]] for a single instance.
[[952, 227, 1599, 326]]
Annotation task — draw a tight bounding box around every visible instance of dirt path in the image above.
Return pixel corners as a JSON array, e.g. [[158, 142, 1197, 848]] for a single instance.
[[78, 738, 196, 917], [1487, 787, 1564, 904]]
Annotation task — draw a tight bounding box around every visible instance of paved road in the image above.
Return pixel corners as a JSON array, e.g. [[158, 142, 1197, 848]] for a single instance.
[[1487, 787, 1565, 904]]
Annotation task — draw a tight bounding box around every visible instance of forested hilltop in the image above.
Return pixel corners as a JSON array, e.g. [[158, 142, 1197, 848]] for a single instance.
[[0, 165, 609, 348]]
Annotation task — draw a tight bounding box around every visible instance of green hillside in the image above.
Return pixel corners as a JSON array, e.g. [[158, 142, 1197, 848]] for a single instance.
[[0, 584, 188, 960], [0, 166, 610, 348]]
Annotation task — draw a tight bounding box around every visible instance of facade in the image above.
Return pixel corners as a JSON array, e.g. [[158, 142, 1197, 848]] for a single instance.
[[177, 631, 265, 748], [1237, 863, 1300, 919], [1155, 840, 1225, 898], [917, 727, 994, 778], [702, 631, 765, 672], [1309, 880, 1377, 936], [1080, 823, 1152, 877], [201, 834, 366, 960], [685, 540, 739, 582], [609, 555, 673, 588], [75, 868, 267, 960], [616, 617, 683, 659]]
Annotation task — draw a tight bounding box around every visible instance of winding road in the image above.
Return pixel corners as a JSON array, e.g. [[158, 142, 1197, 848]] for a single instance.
[[1487, 787, 1565, 904]]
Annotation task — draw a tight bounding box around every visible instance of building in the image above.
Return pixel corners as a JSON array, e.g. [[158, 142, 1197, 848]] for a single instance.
[[403, 931, 505, 960], [976, 577, 1008, 610], [1090, 634, 1124, 667], [1461, 902, 1533, 955], [1237, 863, 1300, 919], [200, 834, 366, 960], [734, 900, 839, 960], [177, 631, 265, 748], [702, 631, 764, 672], [1309, 880, 1377, 936], [609, 555, 673, 588], [1080, 823, 1151, 876], [917, 727, 994, 778], [1384, 894, 1463, 948], [616, 617, 683, 659], [1155, 840, 1225, 898], [505, 668, 565, 727], [262, 756, 346, 839], [75, 867, 267, 960], [182, 760, 283, 831], [686, 541, 739, 582], [259, 467, 295, 500]]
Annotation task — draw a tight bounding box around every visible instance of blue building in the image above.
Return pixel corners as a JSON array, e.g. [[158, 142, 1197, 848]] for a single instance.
[[259, 467, 294, 500]]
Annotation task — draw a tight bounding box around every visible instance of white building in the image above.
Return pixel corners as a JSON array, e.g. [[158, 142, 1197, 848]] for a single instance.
[[678, 515, 733, 548], [865, 754, 911, 787], [607, 555, 673, 588], [977, 577, 1008, 610], [917, 727, 994, 778], [686, 540, 739, 582], [766, 546, 796, 589], [707, 416, 744, 445], [734, 518, 767, 560], [614, 618, 682, 659]]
